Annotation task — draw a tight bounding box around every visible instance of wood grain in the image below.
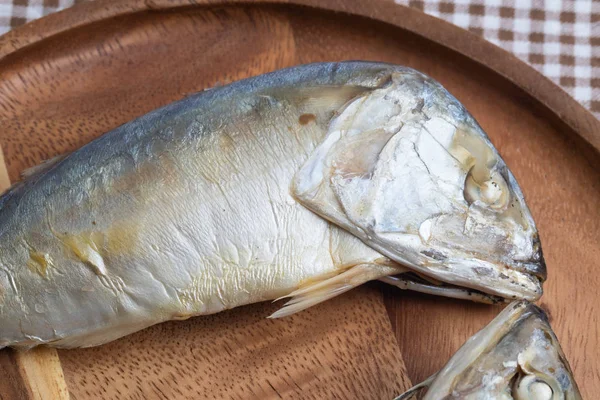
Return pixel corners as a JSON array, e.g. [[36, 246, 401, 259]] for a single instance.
[[59, 288, 411, 399], [0, 1, 598, 399], [1, 0, 598, 156]]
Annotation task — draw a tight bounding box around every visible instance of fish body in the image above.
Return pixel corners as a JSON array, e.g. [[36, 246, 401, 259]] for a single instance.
[[0, 62, 544, 348], [396, 301, 582, 399]]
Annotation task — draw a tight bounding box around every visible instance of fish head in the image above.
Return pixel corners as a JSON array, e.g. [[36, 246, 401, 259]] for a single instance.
[[408, 301, 582, 399], [292, 68, 545, 301]]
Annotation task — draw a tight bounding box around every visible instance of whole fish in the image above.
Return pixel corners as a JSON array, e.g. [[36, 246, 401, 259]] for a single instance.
[[0, 62, 545, 348], [395, 301, 582, 399]]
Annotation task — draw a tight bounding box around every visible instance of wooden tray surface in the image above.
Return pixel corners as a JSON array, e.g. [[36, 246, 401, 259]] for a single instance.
[[0, 1, 598, 399]]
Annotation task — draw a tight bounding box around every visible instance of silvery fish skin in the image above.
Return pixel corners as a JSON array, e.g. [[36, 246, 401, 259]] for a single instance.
[[0, 62, 544, 348], [396, 301, 582, 400]]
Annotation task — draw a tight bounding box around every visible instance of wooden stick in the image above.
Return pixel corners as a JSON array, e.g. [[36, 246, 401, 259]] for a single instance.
[[15, 348, 70, 400], [0, 148, 70, 400], [0, 148, 9, 190]]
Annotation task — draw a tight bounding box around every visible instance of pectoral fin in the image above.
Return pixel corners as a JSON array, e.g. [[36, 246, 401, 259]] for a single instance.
[[268, 263, 405, 318]]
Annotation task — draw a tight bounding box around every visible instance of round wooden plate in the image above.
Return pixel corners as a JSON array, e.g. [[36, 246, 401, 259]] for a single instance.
[[1, 1, 598, 399]]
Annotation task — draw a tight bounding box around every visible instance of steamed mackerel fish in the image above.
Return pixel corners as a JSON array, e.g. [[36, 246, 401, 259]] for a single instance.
[[0, 62, 545, 348], [396, 302, 582, 400]]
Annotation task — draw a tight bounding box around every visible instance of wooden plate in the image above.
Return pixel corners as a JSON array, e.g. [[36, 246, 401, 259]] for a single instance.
[[1, 1, 598, 399]]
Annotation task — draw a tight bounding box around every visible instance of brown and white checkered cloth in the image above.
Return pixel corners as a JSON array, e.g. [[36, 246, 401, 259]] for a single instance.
[[0, 0, 86, 32], [1, 0, 599, 118]]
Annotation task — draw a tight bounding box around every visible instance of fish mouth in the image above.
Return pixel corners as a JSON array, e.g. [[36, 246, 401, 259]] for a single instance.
[[380, 273, 508, 304], [510, 259, 546, 285], [379, 243, 546, 303], [427, 257, 544, 302], [381, 266, 544, 305], [528, 234, 547, 281]]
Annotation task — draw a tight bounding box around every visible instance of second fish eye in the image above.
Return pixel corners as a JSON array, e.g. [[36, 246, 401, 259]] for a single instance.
[[513, 373, 555, 400]]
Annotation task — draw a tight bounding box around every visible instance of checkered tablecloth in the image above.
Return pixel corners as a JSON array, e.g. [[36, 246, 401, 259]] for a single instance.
[[1, 0, 598, 118]]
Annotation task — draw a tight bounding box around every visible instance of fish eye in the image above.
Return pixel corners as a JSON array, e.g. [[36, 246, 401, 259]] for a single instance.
[[513, 374, 554, 400], [463, 167, 510, 211]]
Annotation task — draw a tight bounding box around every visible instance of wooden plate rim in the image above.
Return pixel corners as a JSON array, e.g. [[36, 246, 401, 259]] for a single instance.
[[1, 0, 599, 155], [0, 2, 598, 398]]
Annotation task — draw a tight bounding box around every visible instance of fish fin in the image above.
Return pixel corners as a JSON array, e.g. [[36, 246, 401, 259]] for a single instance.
[[268, 263, 403, 319], [21, 153, 69, 180], [393, 373, 437, 400]]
